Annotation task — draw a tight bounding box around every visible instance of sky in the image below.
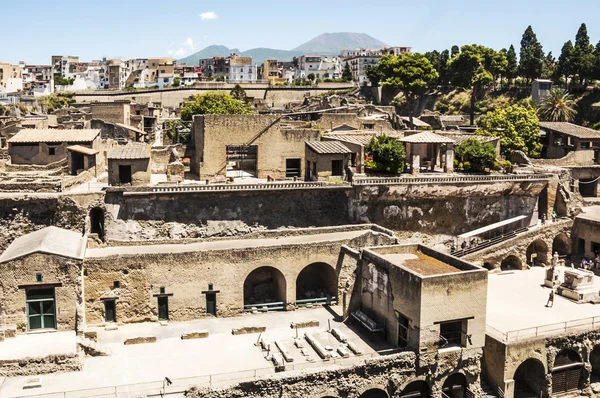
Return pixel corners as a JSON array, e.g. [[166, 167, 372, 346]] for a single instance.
[[2, 0, 599, 65]]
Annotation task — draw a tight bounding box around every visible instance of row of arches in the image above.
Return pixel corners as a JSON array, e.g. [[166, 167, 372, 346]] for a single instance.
[[513, 348, 598, 397], [320, 374, 468, 398], [485, 233, 571, 271], [243, 262, 338, 307]]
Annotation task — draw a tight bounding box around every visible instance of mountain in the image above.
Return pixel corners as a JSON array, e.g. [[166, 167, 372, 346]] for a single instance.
[[177, 32, 387, 66], [292, 32, 388, 54]]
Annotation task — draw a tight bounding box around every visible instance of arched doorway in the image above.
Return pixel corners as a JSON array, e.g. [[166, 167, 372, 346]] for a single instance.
[[552, 349, 584, 395], [89, 207, 105, 240], [483, 262, 494, 271], [399, 380, 431, 398], [243, 267, 286, 310], [501, 255, 522, 271], [526, 240, 549, 266], [514, 358, 546, 397], [442, 373, 467, 398], [552, 233, 571, 256], [296, 262, 337, 306], [359, 388, 388, 398], [591, 345, 600, 382]]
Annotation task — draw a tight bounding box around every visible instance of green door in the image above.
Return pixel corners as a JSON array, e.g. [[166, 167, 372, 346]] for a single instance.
[[104, 300, 116, 323], [26, 288, 56, 331], [158, 296, 169, 320], [206, 293, 216, 316]]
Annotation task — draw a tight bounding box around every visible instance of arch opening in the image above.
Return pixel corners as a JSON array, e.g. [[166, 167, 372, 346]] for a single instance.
[[359, 388, 388, 398], [399, 380, 431, 398], [552, 233, 571, 257], [591, 345, 600, 382], [501, 255, 522, 271], [526, 240, 549, 266], [483, 262, 494, 271], [552, 349, 584, 395], [296, 262, 337, 306], [89, 207, 105, 240], [442, 373, 467, 398], [243, 267, 286, 310], [514, 358, 546, 398]]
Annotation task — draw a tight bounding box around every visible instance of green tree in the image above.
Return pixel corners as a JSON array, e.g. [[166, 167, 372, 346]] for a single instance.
[[307, 73, 315, 82], [538, 88, 577, 122], [489, 50, 508, 89], [477, 104, 541, 157], [366, 65, 384, 86], [180, 92, 253, 121], [375, 53, 438, 129], [455, 138, 497, 173], [173, 77, 181, 87], [594, 41, 600, 80], [53, 75, 74, 86], [518, 26, 545, 83], [541, 52, 557, 80], [505, 45, 519, 85], [572, 23, 596, 85], [365, 135, 406, 174], [342, 62, 353, 82], [451, 45, 460, 58], [448, 44, 495, 125], [557, 40, 574, 85], [42, 93, 75, 113], [439, 49, 450, 85], [230, 84, 247, 101]]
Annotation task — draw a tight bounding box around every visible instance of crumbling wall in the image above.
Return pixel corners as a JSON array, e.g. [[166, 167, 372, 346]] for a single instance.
[[0, 353, 82, 377]]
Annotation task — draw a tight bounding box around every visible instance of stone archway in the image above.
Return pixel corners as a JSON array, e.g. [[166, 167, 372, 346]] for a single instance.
[[501, 255, 522, 271], [359, 388, 388, 398], [296, 262, 337, 304], [552, 349, 584, 395], [399, 380, 431, 398], [514, 358, 547, 397], [552, 233, 571, 256], [590, 345, 600, 382], [526, 239, 549, 266], [442, 373, 467, 398], [243, 266, 287, 308], [483, 262, 494, 271]]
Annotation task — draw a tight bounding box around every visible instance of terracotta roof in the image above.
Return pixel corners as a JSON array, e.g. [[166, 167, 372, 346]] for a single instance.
[[306, 141, 353, 154], [539, 122, 600, 139], [400, 117, 431, 128], [0, 226, 86, 263], [67, 145, 99, 156], [108, 143, 150, 160], [323, 134, 374, 145], [8, 129, 100, 144], [399, 131, 456, 144]]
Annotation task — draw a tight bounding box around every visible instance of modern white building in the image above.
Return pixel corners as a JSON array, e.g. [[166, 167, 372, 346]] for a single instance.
[[296, 55, 342, 80], [228, 54, 257, 83]]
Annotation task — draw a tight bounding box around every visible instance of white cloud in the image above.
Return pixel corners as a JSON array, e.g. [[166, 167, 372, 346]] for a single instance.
[[199, 12, 218, 20], [167, 37, 196, 58]]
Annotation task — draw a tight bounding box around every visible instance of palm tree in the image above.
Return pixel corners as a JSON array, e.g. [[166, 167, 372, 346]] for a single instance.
[[538, 88, 577, 122]]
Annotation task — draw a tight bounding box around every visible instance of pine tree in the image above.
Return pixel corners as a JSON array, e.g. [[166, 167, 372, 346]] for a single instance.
[[505, 45, 518, 84], [557, 40, 574, 84], [518, 26, 545, 83], [594, 41, 600, 80], [440, 49, 450, 85], [342, 62, 352, 82], [572, 23, 595, 85], [541, 52, 557, 80], [451, 45, 460, 58]]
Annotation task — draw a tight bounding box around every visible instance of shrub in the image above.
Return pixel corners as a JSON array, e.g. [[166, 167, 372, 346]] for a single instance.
[[455, 138, 497, 172], [365, 135, 406, 174], [462, 161, 472, 171]]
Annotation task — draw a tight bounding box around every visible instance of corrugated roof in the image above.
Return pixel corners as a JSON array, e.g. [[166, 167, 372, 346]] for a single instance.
[[8, 129, 100, 144], [437, 134, 498, 146], [306, 141, 353, 154], [399, 131, 456, 144], [108, 143, 151, 160], [67, 145, 99, 156], [0, 226, 87, 263], [539, 122, 600, 139]]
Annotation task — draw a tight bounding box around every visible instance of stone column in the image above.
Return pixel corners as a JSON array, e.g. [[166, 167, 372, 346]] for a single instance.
[[411, 154, 420, 175], [444, 144, 454, 173]]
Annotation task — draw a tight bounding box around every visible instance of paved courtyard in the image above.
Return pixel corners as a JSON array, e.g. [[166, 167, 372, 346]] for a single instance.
[[487, 266, 600, 340], [0, 306, 390, 398]]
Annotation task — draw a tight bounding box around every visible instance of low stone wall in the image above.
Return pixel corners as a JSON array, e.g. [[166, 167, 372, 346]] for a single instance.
[[61, 170, 95, 192], [532, 150, 595, 167], [0, 353, 82, 377]]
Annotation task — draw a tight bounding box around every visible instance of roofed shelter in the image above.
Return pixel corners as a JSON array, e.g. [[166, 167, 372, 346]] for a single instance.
[[305, 141, 352, 181], [0, 227, 86, 333], [8, 128, 101, 166], [107, 143, 151, 186], [399, 131, 456, 174], [540, 122, 600, 160]]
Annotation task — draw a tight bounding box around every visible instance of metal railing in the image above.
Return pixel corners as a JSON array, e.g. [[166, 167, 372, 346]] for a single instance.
[[295, 296, 337, 307], [11, 353, 377, 398], [352, 174, 555, 186], [487, 316, 600, 343], [119, 181, 351, 195], [243, 301, 285, 312]]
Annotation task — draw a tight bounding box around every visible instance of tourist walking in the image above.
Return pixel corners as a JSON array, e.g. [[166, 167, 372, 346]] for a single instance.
[[546, 290, 555, 308]]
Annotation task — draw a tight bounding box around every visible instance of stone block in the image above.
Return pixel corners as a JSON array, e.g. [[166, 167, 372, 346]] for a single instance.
[[290, 320, 319, 329], [181, 330, 209, 340], [83, 331, 98, 342], [231, 326, 266, 335], [123, 336, 157, 345], [105, 324, 118, 331], [4, 326, 17, 339]]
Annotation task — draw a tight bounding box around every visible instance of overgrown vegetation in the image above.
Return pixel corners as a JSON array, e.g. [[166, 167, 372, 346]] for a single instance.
[[180, 92, 253, 121], [455, 138, 497, 172], [42, 93, 75, 113], [53, 75, 74, 86], [365, 135, 406, 174]]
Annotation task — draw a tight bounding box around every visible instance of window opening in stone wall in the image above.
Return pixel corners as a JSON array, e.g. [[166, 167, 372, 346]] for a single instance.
[[439, 320, 465, 348], [285, 158, 301, 178], [226, 145, 257, 179]]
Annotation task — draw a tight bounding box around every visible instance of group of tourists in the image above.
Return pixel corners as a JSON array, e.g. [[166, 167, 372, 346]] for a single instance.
[[450, 238, 479, 253], [578, 253, 600, 270]]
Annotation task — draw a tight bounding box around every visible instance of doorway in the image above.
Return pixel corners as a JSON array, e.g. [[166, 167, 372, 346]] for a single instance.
[[104, 300, 116, 323], [89, 207, 105, 240], [332, 159, 343, 176], [206, 293, 216, 316], [158, 296, 169, 320], [71, 152, 85, 175], [26, 288, 56, 331], [118, 165, 132, 184]]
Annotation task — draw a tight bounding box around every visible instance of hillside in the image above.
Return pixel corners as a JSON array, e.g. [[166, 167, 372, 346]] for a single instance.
[[178, 32, 387, 65], [292, 32, 388, 54]]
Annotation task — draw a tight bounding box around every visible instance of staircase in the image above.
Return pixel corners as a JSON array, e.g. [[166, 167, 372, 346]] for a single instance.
[[480, 379, 500, 398], [452, 227, 529, 258]]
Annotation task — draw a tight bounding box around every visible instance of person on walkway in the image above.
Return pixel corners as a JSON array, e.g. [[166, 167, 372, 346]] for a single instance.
[[552, 211, 557, 222], [461, 241, 467, 250], [546, 290, 555, 308], [541, 213, 547, 225]]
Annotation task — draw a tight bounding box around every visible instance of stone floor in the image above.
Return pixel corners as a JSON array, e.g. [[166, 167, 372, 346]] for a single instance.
[[0, 306, 392, 398], [486, 266, 600, 340], [0, 332, 76, 361]]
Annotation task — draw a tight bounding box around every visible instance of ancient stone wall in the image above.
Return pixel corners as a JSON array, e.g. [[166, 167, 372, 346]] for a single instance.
[[0, 353, 82, 377], [90, 102, 129, 125]]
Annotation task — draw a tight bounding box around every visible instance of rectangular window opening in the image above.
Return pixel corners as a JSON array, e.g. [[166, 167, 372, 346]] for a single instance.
[[439, 320, 466, 348]]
